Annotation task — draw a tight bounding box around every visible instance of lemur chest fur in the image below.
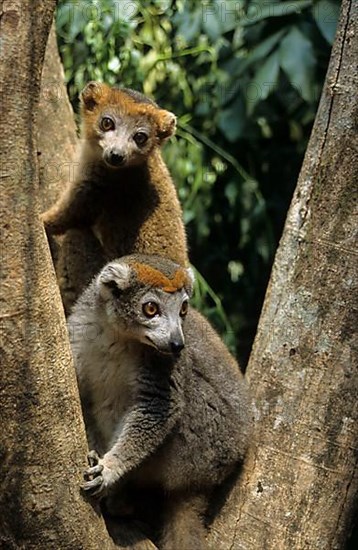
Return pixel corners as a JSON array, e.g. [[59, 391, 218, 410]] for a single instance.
[[86, 334, 141, 450]]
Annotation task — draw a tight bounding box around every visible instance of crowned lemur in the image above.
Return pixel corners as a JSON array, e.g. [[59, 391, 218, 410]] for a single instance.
[[42, 82, 187, 314], [68, 254, 252, 549]]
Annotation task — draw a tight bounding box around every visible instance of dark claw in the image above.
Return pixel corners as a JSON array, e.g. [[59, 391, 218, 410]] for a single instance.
[[82, 450, 106, 497], [87, 450, 100, 467], [84, 463, 104, 479], [82, 475, 104, 495]]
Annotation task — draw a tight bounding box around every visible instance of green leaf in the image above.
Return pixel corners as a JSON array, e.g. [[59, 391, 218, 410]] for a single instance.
[[173, 9, 201, 42], [218, 96, 246, 141], [247, 50, 280, 113], [115, 0, 138, 20], [202, 6, 223, 40], [108, 56, 121, 72], [241, 0, 313, 26], [214, 0, 240, 33], [223, 30, 286, 80], [314, 0, 340, 44], [245, 29, 287, 65], [279, 26, 316, 102], [225, 181, 239, 207]]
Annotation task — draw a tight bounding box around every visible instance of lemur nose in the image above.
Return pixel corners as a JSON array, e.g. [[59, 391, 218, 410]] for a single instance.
[[109, 152, 125, 167], [170, 341, 184, 355]]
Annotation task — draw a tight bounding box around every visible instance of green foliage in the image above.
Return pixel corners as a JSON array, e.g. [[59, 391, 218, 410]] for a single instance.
[[56, 0, 339, 362]]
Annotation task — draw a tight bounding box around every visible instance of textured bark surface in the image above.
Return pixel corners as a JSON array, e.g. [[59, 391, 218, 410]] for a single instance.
[[38, 23, 78, 212], [0, 4, 117, 548], [2, 2, 356, 549], [208, 0, 358, 548]]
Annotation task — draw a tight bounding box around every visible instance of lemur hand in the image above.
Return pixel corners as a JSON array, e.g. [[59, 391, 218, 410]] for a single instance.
[[82, 450, 121, 497]]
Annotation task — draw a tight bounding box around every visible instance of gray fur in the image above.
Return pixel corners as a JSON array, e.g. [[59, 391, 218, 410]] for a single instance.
[[68, 255, 252, 547]]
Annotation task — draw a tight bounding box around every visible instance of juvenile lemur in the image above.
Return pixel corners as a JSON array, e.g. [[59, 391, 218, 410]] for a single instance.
[[42, 82, 187, 313], [68, 254, 252, 549]]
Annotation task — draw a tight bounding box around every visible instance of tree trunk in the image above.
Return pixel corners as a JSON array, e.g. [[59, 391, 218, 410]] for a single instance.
[[2, 2, 356, 549], [208, 0, 358, 548], [0, 5, 117, 548], [38, 23, 78, 212]]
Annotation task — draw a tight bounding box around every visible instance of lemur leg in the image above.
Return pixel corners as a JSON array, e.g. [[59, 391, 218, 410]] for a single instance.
[[160, 492, 207, 550], [57, 228, 106, 315], [104, 514, 157, 550]]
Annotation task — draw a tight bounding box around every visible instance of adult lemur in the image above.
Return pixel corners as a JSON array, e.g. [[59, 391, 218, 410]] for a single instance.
[[68, 254, 252, 549]]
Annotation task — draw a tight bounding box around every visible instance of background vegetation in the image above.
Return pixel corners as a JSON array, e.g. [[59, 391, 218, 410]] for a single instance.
[[56, 0, 340, 364]]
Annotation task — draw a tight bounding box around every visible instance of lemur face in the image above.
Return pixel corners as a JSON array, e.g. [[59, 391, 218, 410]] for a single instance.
[[121, 287, 189, 355], [96, 257, 194, 356], [80, 82, 176, 169]]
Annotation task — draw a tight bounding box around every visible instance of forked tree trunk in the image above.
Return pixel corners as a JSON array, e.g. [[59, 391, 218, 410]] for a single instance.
[[1, 1, 356, 549], [208, 0, 357, 547], [0, 5, 117, 548]]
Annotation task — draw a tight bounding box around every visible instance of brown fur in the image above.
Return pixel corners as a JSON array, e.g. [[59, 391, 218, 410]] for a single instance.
[[42, 82, 188, 313]]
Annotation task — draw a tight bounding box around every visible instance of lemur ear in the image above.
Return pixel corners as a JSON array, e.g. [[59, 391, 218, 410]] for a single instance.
[[185, 267, 195, 297], [97, 262, 131, 300], [156, 110, 177, 140], [80, 81, 108, 111]]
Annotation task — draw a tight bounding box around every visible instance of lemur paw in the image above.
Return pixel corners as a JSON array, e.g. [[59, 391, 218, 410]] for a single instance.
[[40, 209, 64, 235], [82, 450, 120, 498], [40, 210, 53, 227]]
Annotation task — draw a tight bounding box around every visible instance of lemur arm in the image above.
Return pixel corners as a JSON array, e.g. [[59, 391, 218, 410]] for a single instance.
[[83, 370, 181, 497], [41, 180, 101, 235]]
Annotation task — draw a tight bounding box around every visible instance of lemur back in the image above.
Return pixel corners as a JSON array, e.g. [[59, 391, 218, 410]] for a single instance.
[[42, 82, 187, 313], [68, 254, 252, 549]]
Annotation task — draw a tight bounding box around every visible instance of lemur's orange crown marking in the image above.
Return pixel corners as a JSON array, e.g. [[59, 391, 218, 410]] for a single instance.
[[132, 262, 189, 293]]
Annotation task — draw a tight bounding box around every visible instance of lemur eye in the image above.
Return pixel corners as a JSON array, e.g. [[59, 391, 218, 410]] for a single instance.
[[180, 301, 189, 317], [100, 116, 115, 132], [133, 132, 148, 146], [143, 302, 159, 318]]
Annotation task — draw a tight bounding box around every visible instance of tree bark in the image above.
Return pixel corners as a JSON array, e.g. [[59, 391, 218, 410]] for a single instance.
[[0, 5, 117, 548], [208, 0, 358, 548], [38, 23, 78, 212], [2, 2, 356, 549]]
